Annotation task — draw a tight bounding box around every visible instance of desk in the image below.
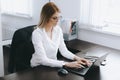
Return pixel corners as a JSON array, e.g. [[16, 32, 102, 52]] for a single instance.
[[0, 55, 100, 80]]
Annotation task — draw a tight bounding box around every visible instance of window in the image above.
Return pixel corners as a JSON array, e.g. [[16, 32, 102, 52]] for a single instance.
[[1, 0, 32, 18], [80, 0, 120, 28]]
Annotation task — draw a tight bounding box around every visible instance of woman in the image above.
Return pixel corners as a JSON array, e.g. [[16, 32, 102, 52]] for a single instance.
[[30, 2, 91, 68]]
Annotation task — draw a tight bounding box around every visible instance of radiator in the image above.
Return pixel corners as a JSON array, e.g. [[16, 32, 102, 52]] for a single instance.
[[2, 23, 17, 41]]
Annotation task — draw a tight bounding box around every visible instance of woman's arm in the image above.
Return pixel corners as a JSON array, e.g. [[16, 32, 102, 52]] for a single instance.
[[58, 28, 76, 60], [58, 27, 91, 68]]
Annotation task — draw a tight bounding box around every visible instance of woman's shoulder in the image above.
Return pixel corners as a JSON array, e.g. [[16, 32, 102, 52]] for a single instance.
[[33, 27, 43, 33], [32, 27, 43, 37]]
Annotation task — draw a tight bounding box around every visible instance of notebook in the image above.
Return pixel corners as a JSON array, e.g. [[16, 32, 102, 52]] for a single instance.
[[64, 52, 109, 76]]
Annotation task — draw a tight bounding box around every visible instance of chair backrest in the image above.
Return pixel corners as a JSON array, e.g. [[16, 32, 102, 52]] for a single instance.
[[8, 25, 37, 73]]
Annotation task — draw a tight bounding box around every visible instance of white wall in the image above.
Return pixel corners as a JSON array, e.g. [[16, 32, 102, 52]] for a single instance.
[[51, 0, 81, 20], [2, 0, 49, 27], [78, 26, 120, 50], [0, 1, 4, 76], [1, 0, 49, 40]]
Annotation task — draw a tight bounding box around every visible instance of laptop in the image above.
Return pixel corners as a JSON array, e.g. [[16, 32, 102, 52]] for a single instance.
[[85, 52, 109, 66], [64, 52, 109, 76]]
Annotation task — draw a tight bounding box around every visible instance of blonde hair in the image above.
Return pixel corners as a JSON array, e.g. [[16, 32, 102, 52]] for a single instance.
[[38, 2, 60, 28]]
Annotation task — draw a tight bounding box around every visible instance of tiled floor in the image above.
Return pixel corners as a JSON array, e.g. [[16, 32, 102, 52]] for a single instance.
[[3, 40, 120, 80]]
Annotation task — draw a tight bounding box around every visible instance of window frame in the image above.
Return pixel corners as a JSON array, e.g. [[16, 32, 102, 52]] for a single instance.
[[1, 0, 33, 18]]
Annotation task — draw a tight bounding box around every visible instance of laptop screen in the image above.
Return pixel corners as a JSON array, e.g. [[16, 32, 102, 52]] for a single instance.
[[85, 52, 109, 66]]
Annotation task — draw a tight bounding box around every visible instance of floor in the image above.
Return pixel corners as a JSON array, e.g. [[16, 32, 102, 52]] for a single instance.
[[3, 39, 120, 80]]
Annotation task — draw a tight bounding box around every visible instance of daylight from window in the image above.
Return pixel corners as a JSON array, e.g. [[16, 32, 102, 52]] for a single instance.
[[1, 0, 32, 18], [80, 0, 120, 35]]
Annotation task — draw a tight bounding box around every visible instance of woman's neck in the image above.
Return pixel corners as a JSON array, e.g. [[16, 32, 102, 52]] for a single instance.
[[45, 26, 53, 32]]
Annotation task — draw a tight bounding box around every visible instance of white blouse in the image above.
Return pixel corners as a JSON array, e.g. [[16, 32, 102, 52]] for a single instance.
[[30, 25, 75, 67]]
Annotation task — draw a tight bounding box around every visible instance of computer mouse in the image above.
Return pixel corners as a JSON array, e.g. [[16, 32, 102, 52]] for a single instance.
[[58, 68, 68, 75], [100, 60, 106, 66]]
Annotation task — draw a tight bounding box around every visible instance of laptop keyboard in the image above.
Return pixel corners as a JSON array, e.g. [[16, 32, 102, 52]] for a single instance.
[[64, 58, 97, 76]]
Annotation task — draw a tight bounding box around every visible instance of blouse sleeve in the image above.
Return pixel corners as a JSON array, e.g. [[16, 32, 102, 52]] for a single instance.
[[59, 28, 75, 60], [30, 30, 65, 67]]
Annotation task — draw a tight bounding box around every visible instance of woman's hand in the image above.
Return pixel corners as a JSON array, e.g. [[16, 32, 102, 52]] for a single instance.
[[64, 61, 85, 68], [64, 56, 92, 68], [74, 56, 92, 67]]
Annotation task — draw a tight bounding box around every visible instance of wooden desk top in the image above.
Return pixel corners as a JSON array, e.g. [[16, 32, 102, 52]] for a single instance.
[[0, 65, 100, 80]]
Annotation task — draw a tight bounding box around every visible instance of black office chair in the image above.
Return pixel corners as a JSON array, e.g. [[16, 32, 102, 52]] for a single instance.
[[8, 25, 37, 73]]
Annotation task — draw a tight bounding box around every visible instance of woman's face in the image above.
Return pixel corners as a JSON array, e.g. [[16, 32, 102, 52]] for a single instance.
[[49, 12, 61, 27]]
